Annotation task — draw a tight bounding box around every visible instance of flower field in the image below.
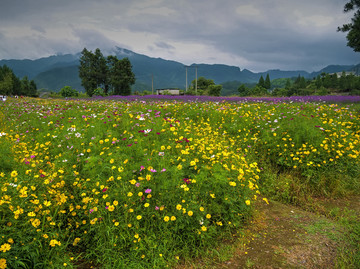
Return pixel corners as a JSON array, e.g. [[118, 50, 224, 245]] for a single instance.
[[0, 96, 359, 268]]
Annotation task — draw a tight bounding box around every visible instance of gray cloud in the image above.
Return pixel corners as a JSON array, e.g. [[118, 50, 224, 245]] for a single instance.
[[0, 0, 359, 72], [154, 41, 175, 50]]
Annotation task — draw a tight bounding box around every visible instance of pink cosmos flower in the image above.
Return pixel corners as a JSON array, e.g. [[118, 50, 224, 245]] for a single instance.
[[145, 189, 152, 194]]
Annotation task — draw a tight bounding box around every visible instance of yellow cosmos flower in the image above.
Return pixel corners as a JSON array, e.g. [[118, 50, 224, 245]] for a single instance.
[[188, 211, 193, 217], [164, 216, 170, 222], [0, 243, 11, 252], [10, 170, 18, 177], [49, 239, 61, 247], [72, 237, 81, 246], [0, 258, 7, 269], [31, 219, 41, 228], [245, 200, 251, 206]]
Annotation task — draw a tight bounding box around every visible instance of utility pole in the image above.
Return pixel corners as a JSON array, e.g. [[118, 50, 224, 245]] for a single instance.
[[185, 67, 188, 92], [184, 65, 198, 94], [195, 66, 198, 95]]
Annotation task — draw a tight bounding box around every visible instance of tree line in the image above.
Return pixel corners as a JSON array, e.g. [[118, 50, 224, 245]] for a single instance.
[[237, 72, 360, 97], [79, 48, 136, 97], [0, 65, 37, 96]]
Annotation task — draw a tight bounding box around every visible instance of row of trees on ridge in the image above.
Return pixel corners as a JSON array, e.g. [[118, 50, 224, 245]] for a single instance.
[[237, 72, 360, 97]]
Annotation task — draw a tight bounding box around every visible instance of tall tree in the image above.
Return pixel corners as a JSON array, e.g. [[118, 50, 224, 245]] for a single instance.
[[258, 75, 265, 88], [107, 56, 135, 95], [79, 48, 135, 96], [79, 48, 98, 96], [264, 74, 271, 89], [338, 0, 360, 51], [93, 48, 109, 94]]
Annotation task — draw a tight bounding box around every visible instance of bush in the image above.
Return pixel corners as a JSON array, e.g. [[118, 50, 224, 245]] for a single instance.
[[59, 86, 79, 97]]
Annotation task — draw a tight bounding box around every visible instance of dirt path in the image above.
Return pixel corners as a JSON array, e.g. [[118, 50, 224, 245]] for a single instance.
[[224, 201, 340, 268], [185, 196, 359, 269]]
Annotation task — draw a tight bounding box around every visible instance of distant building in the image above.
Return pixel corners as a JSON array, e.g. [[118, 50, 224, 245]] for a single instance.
[[332, 71, 356, 78], [156, 88, 182, 95]]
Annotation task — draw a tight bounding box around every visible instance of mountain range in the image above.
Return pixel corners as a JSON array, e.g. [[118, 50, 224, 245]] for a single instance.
[[1, 47, 359, 95]]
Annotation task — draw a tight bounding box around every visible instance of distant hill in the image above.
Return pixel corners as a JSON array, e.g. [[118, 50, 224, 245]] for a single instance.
[[0, 47, 358, 94]]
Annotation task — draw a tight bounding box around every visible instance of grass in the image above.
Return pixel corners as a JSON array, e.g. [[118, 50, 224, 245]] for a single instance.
[[0, 97, 359, 268]]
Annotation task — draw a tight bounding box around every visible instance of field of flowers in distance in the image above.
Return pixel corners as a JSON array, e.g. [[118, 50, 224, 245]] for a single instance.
[[0, 96, 359, 268]]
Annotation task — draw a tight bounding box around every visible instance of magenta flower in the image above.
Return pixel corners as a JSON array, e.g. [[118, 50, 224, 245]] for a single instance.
[[140, 166, 145, 171], [161, 168, 166, 172], [102, 188, 107, 192], [145, 189, 152, 194], [150, 169, 157, 172]]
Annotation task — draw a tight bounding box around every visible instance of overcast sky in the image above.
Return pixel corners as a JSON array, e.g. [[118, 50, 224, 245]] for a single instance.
[[0, 0, 359, 72]]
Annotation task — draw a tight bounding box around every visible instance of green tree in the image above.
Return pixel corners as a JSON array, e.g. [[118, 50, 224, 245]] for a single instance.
[[338, 0, 360, 52], [257, 75, 265, 88], [249, 85, 268, 96], [59, 86, 79, 97], [285, 79, 292, 90], [293, 75, 307, 89], [79, 48, 98, 97], [79, 48, 135, 97], [208, 85, 222, 96], [94, 48, 109, 94], [264, 74, 271, 89], [190, 76, 215, 95], [238, 84, 250, 96], [0, 65, 23, 96], [20, 76, 38, 97], [107, 56, 135, 95]]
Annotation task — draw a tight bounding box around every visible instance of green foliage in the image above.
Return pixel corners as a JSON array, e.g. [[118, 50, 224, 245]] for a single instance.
[[264, 74, 271, 89], [59, 86, 79, 97], [237, 84, 250, 96], [189, 76, 222, 96], [271, 88, 291, 97], [0, 98, 262, 268], [107, 56, 135, 96], [338, 0, 360, 52], [208, 85, 222, 96], [257, 75, 265, 88], [0, 65, 37, 96], [250, 85, 268, 96], [92, 87, 105, 96], [1, 98, 359, 268], [79, 48, 135, 97]]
